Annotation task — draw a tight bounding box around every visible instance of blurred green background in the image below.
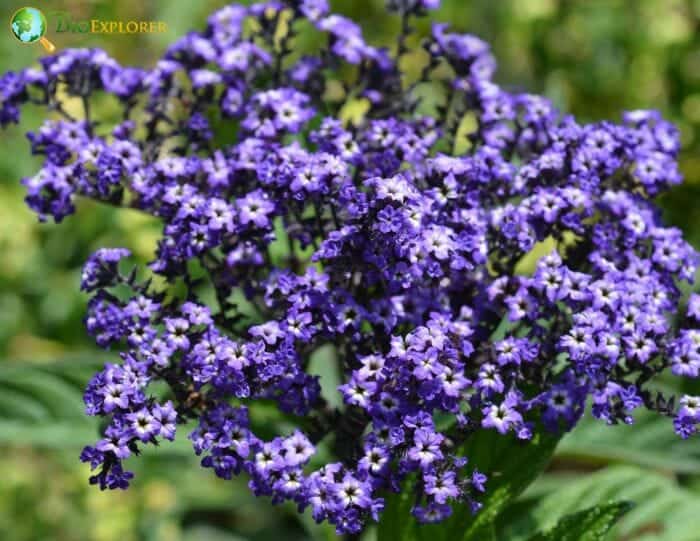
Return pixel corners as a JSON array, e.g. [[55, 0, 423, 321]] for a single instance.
[[1, 1, 700, 540]]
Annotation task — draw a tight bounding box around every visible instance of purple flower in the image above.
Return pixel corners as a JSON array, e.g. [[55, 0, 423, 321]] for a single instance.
[[413, 502, 452, 523], [80, 248, 130, 292], [407, 429, 444, 467], [282, 431, 315, 467], [675, 395, 700, 439], [127, 408, 161, 442], [424, 470, 460, 504], [238, 189, 275, 228], [482, 393, 524, 435], [5, 1, 700, 534]]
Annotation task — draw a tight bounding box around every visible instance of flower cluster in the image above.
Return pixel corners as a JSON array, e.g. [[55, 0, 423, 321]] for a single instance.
[[4, 0, 700, 534]]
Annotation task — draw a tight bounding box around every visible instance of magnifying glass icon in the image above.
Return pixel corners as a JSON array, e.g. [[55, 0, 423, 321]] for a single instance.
[[10, 7, 56, 53]]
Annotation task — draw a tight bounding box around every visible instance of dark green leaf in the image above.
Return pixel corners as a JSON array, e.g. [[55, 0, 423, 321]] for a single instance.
[[0, 419, 98, 446], [181, 526, 247, 541], [377, 430, 560, 541], [501, 466, 700, 541], [525, 501, 632, 541], [459, 431, 560, 541], [556, 410, 700, 474], [0, 359, 99, 447]]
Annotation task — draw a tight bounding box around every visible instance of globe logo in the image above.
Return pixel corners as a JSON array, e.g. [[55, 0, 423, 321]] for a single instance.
[[10, 7, 56, 52]]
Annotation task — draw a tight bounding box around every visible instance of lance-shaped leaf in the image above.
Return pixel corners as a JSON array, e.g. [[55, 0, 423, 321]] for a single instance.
[[378, 430, 560, 541], [525, 501, 632, 541]]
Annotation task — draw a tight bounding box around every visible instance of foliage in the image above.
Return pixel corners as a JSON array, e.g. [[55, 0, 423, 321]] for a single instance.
[[378, 431, 559, 541], [524, 502, 633, 541], [501, 465, 700, 541]]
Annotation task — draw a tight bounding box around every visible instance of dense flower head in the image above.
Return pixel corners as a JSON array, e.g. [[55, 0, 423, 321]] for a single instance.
[[4, 0, 700, 535]]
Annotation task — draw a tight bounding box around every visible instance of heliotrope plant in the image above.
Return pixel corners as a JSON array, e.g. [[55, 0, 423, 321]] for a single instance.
[[2, 0, 700, 536]]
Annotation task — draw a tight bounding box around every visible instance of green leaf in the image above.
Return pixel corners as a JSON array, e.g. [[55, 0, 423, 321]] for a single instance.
[[377, 481, 417, 541], [501, 466, 700, 541], [0, 364, 88, 420], [459, 431, 559, 541], [525, 501, 632, 541], [307, 344, 342, 409], [377, 430, 560, 541], [0, 419, 98, 447], [556, 410, 700, 474], [0, 359, 100, 447], [181, 526, 247, 541], [0, 387, 49, 422]]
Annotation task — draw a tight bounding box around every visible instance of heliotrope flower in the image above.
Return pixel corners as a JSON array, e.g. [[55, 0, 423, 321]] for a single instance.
[[4, 0, 700, 535]]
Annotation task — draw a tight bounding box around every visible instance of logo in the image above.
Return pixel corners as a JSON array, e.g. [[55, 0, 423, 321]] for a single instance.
[[10, 6, 56, 52], [53, 12, 168, 34], [9, 7, 168, 53]]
